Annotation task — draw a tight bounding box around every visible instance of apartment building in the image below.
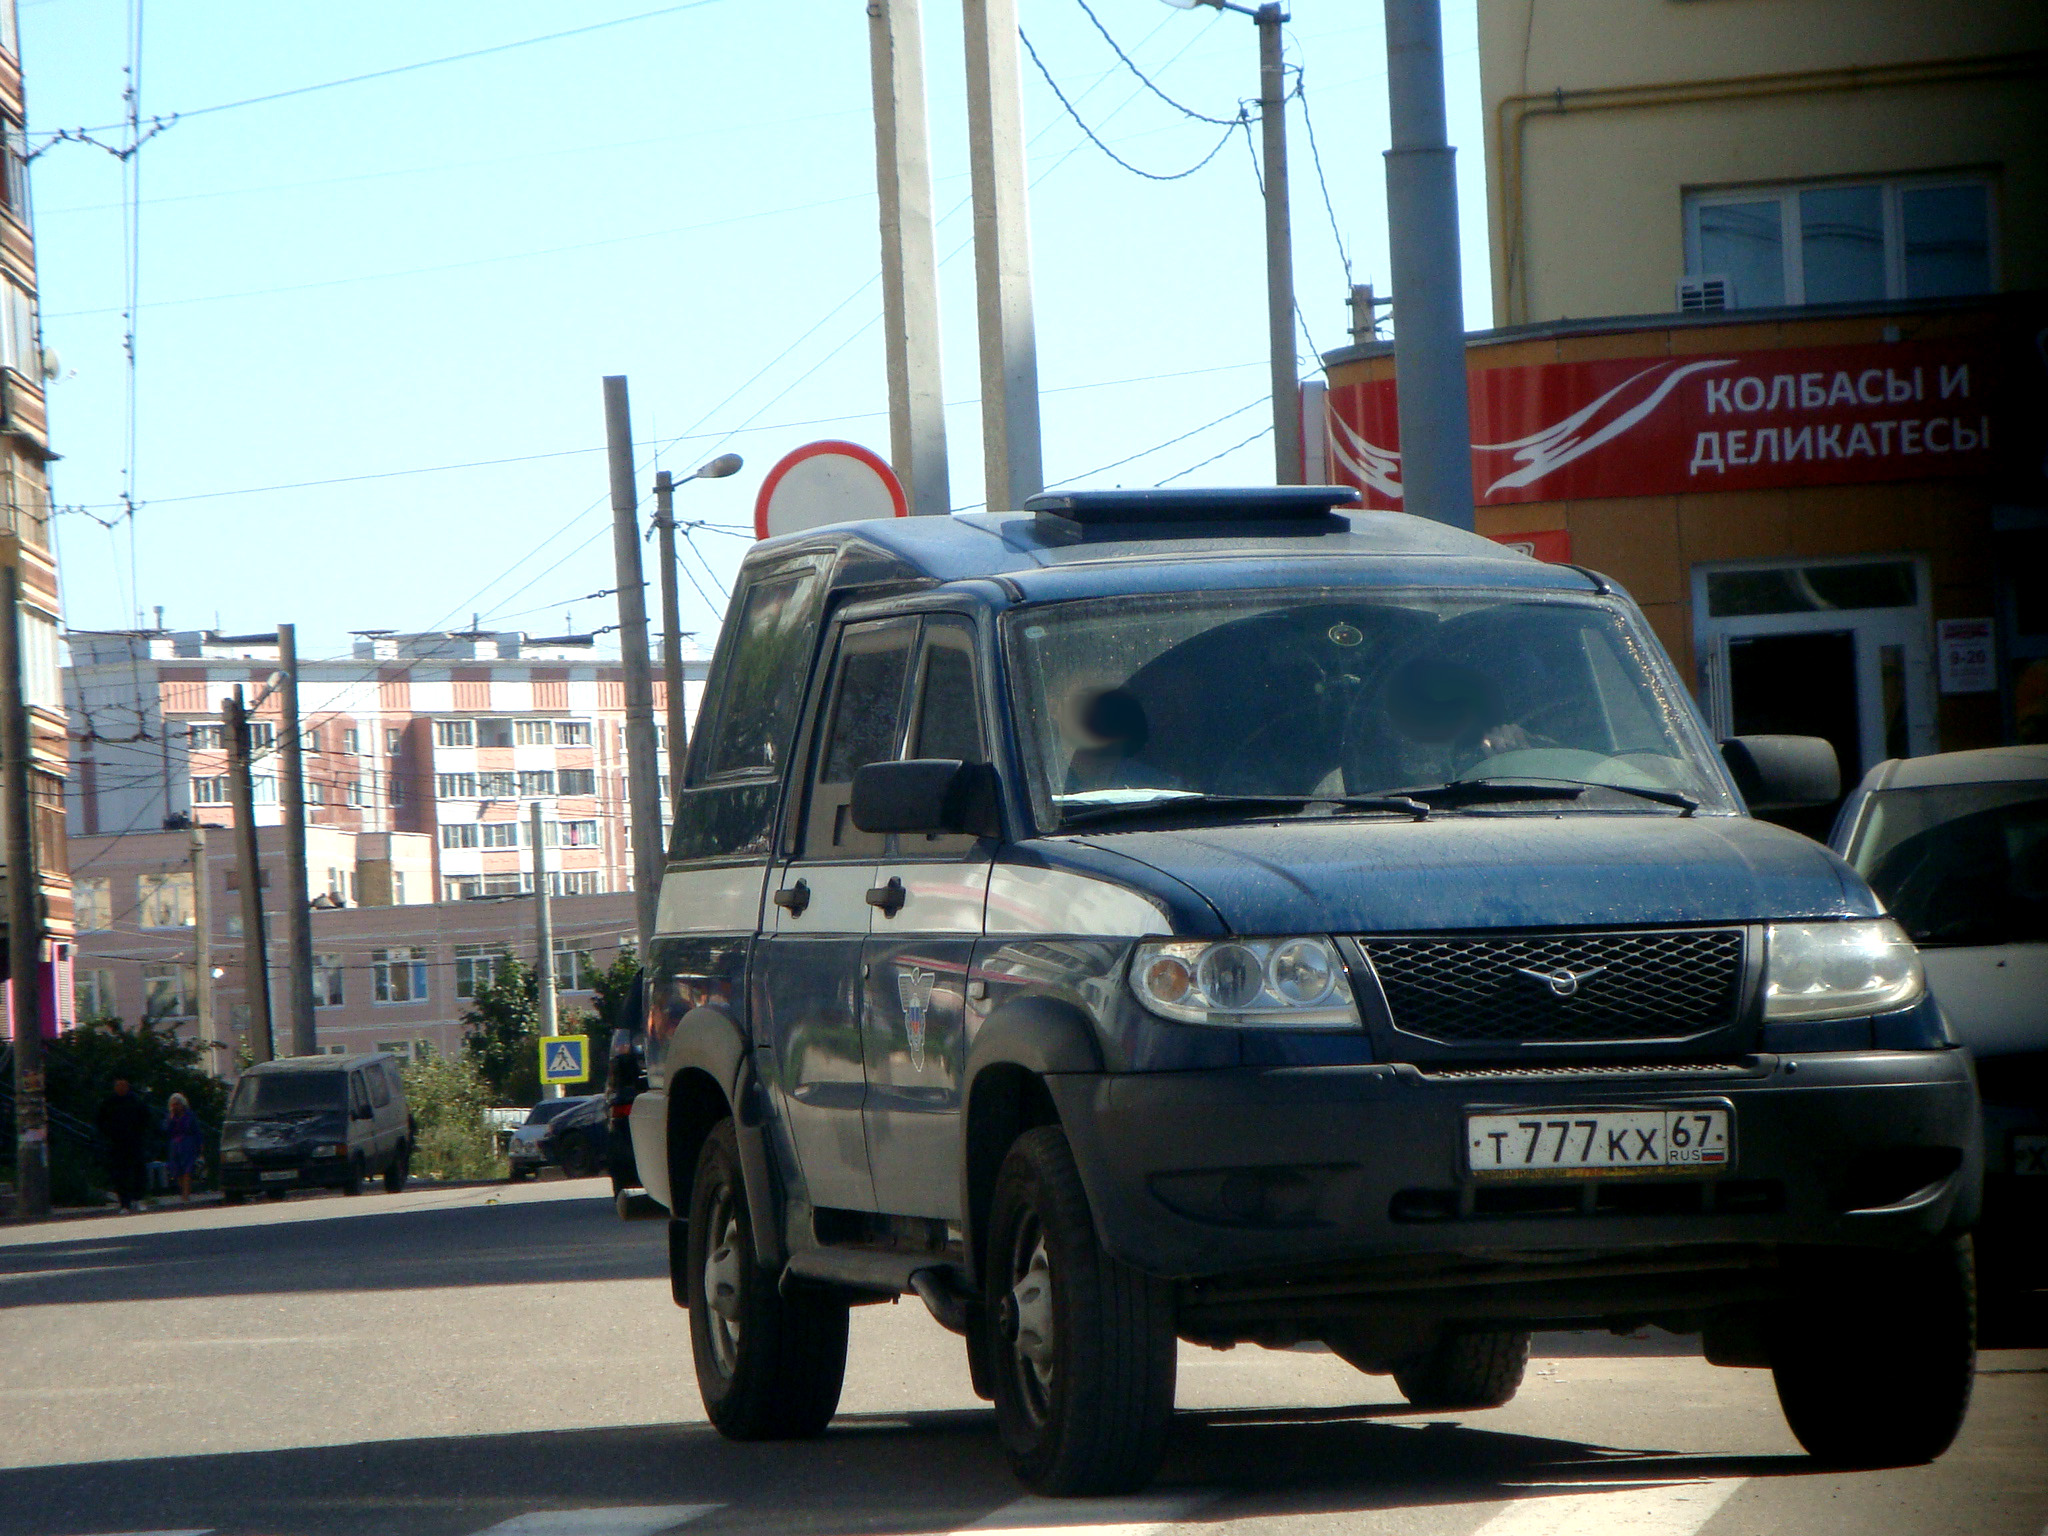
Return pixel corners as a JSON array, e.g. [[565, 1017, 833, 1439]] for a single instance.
[[69, 826, 636, 1064], [66, 628, 709, 903], [1322, 0, 2048, 789], [1, 0, 76, 1036]]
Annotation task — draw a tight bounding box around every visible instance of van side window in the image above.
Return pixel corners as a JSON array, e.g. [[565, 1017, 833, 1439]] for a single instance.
[[911, 619, 985, 765], [803, 620, 916, 857], [349, 1073, 372, 1117], [367, 1064, 392, 1108], [696, 566, 826, 781]]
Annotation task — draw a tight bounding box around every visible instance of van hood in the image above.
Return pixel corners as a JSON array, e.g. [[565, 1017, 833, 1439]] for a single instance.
[[1071, 812, 1871, 934]]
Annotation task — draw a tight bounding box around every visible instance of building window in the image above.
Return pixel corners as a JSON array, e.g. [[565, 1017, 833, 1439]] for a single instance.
[[76, 967, 116, 1020], [515, 719, 554, 746], [75, 877, 112, 930], [325, 868, 355, 904], [478, 718, 513, 748], [558, 768, 595, 796], [444, 876, 481, 901], [454, 944, 508, 999], [141, 962, 195, 1020], [20, 608, 59, 710], [389, 776, 407, 805], [372, 947, 429, 1004], [0, 276, 35, 377], [555, 819, 601, 848], [386, 727, 403, 755], [478, 771, 516, 797], [1685, 177, 1993, 309], [342, 728, 361, 755], [518, 770, 555, 796], [436, 773, 478, 799], [187, 722, 227, 750], [441, 823, 479, 849], [554, 870, 602, 895], [191, 776, 230, 804], [557, 721, 592, 746], [250, 775, 278, 804], [482, 873, 523, 896], [139, 872, 194, 928], [303, 778, 326, 806], [346, 780, 366, 807], [434, 719, 475, 748], [480, 821, 521, 848], [247, 722, 276, 750], [313, 953, 345, 1007], [393, 870, 407, 903], [0, 118, 24, 224], [554, 947, 591, 992]]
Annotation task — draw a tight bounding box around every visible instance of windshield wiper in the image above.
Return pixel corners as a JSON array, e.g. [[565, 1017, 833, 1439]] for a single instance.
[[1389, 777, 1699, 815], [1058, 792, 1431, 828]]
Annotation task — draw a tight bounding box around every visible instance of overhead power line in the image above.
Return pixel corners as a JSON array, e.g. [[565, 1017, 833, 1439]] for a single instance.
[[1020, 31, 1245, 183], [1069, 0, 1245, 126]]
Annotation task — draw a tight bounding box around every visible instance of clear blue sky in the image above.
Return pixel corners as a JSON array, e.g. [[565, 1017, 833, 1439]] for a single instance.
[[26, 0, 1489, 662]]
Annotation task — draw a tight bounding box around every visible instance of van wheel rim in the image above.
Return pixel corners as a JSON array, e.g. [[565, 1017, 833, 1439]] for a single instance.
[[702, 1183, 744, 1377], [1004, 1215, 1055, 1425]]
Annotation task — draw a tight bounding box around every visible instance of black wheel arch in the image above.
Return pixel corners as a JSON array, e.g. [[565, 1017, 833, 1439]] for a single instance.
[[663, 1003, 784, 1270]]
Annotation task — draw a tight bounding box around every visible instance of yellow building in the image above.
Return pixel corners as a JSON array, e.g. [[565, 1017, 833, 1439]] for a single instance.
[[1323, 1, 2048, 795]]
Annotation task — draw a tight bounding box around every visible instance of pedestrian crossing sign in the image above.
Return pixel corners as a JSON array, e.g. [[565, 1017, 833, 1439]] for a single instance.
[[539, 1033, 591, 1085]]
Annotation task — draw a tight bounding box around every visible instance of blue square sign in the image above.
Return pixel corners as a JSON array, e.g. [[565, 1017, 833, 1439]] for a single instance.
[[539, 1033, 591, 1085]]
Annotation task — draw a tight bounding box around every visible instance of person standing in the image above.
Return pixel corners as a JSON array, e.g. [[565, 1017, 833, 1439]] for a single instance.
[[95, 1077, 152, 1212], [163, 1092, 202, 1204]]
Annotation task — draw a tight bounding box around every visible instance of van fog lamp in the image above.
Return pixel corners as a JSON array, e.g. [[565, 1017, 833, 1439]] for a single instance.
[[1131, 937, 1359, 1029], [1763, 919, 1925, 1022]]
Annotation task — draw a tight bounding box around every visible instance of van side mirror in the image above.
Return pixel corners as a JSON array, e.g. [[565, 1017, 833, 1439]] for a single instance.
[[354, 1102, 375, 1120], [1720, 735, 1840, 810], [851, 759, 1001, 838]]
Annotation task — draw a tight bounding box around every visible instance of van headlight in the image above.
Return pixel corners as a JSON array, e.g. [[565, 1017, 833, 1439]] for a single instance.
[[1131, 937, 1360, 1028], [1763, 920, 1925, 1022], [221, 1149, 249, 1164]]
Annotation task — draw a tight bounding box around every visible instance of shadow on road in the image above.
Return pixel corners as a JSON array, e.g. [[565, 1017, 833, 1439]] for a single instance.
[[0, 1405, 1818, 1536]]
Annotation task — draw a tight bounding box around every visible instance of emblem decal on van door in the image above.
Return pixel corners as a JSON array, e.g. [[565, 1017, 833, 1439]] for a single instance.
[[897, 967, 936, 1071]]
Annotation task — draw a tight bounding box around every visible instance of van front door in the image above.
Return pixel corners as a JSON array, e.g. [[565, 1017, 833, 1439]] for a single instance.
[[760, 617, 916, 1214]]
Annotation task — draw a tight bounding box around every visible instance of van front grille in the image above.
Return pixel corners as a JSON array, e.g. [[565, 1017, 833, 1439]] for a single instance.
[[1358, 927, 1746, 1047]]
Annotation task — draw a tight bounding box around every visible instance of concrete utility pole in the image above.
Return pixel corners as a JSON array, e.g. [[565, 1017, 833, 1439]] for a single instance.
[[276, 623, 316, 1058], [869, 0, 951, 516], [652, 473, 691, 826], [1382, 0, 1476, 529], [602, 377, 663, 955], [530, 800, 561, 1098], [963, 0, 1043, 511], [190, 822, 215, 1072], [224, 686, 273, 1064], [1256, 4, 1303, 484], [2, 563, 50, 1220]]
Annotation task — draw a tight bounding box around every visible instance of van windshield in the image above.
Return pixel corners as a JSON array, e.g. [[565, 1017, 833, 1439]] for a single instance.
[[1003, 590, 1733, 832], [228, 1072, 347, 1118], [1845, 782, 2048, 946]]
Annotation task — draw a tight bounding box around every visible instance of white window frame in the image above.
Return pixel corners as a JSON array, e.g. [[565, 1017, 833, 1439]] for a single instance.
[[187, 721, 228, 750], [441, 823, 479, 849], [76, 966, 116, 1019], [372, 946, 429, 1004], [1684, 173, 1998, 309], [515, 719, 554, 746], [191, 776, 230, 805], [313, 952, 345, 1007], [434, 719, 475, 748]]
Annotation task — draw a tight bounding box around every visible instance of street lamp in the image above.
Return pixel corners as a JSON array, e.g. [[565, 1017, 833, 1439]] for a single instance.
[[1161, 0, 1300, 484], [650, 454, 745, 820]]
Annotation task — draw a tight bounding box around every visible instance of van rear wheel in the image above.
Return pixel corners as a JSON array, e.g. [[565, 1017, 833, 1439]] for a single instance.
[[383, 1143, 410, 1193], [1392, 1329, 1530, 1410], [686, 1118, 848, 1439]]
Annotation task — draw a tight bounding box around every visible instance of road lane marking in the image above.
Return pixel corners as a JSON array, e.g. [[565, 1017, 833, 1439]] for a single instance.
[[960, 1492, 1216, 1535], [1468, 1479, 1745, 1536], [472, 1506, 721, 1536]]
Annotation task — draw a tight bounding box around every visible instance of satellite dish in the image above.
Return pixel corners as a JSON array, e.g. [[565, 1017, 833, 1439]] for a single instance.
[[753, 441, 907, 542]]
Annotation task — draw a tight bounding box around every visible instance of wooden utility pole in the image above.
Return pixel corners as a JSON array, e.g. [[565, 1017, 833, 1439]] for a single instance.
[[602, 376, 663, 955], [276, 624, 316, 1057], [531, 800, 561, 1098], [2, 562, 50, 1220], [190, 822, 215, 1073], [224, 686, 273, 1064]]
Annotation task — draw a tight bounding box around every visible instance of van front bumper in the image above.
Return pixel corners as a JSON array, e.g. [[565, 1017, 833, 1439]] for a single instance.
[[1048, 1050, 1982, 1283]]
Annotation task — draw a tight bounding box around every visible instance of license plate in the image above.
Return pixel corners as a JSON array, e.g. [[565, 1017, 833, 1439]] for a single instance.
[[2014, 1134, 2048, 1177], [259, 1169, 296, 1183], [1467, 1106, 1731, 1176]]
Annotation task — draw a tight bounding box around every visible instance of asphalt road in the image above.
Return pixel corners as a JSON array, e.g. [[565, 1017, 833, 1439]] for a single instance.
[[2, 1180, 2043, 1536]]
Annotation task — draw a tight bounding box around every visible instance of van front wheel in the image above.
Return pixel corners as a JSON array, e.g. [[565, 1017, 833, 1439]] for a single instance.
[[986, 1125, 1176, 1496], [686, 1118, 847, 1439]]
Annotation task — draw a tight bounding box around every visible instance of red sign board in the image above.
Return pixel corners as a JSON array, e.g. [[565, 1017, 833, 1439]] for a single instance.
[[1326, 340, 2000, 510]]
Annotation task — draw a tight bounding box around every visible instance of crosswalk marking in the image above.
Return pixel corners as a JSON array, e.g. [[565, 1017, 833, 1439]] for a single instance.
[[960, 1492, 1216, 1536], [471, 1506, 721, 1536], [1468, 1479, 1745, 1536]]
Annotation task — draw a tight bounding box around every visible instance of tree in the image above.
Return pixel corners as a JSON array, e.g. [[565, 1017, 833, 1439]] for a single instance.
[[461, 958, 541, 1105]]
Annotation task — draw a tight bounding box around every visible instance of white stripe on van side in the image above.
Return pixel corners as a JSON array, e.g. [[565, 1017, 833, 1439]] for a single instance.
[[985, 863, 1173, 937], [655, 864, 767, 935]]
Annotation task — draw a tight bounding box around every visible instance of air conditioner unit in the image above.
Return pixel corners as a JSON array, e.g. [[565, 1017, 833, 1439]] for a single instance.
[[1678, 275, 1732, 313]]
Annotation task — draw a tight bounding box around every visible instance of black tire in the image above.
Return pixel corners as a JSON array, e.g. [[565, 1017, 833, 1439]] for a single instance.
[[507, 1167, 531, 1183], [1771, 1235, 1977, 1467], [561, 1136, 600, 1179], [1392, 1329, 1531, 1410], [687, 1118, 848, 1439], [222, 1191, 246, 1206], [966, 1306, 998, 1402], [383, 1143, 410, 1194], [986, 1125, 1177, 1496], [341, 1158, 364, 1197]]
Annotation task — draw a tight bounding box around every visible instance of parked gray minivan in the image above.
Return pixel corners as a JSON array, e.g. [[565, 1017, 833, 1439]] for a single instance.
[[220, 1053, 413, 1200]]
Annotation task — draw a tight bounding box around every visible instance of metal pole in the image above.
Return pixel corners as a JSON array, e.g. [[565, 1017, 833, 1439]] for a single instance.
[[531, 799, 560, 1098], [1257, 4, 1303, 485], [224, 686, 273, 1065], [602, 377, 663, 954], [1382, 0, 1476, 529], [869, 0, 951, 516], [963, 0, 1043, 511], [2, 563, 50, 1220], [190, 822, 215, 1074], [652, 472, 689, 826], [276, 624, 316, 1057]]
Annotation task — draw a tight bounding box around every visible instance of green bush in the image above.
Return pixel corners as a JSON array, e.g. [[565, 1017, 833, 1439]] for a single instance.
[[401, 1053, 506, 1182]]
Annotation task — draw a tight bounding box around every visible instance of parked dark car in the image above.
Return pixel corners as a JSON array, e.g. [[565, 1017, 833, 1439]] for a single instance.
[[220, 1053, 412, 1201], [632, 488, 1980, 1495], [505, 1096, 595, 1180], [605, 978, 650, 1205]]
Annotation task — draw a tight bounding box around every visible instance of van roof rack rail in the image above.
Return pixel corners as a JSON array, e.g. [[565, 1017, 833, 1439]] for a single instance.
[[1023, 486, 1362, 527]]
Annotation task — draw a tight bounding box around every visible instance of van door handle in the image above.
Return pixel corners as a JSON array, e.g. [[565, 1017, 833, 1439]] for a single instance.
[[772, 879, 811, 917], [864, 877, 906, 918]]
